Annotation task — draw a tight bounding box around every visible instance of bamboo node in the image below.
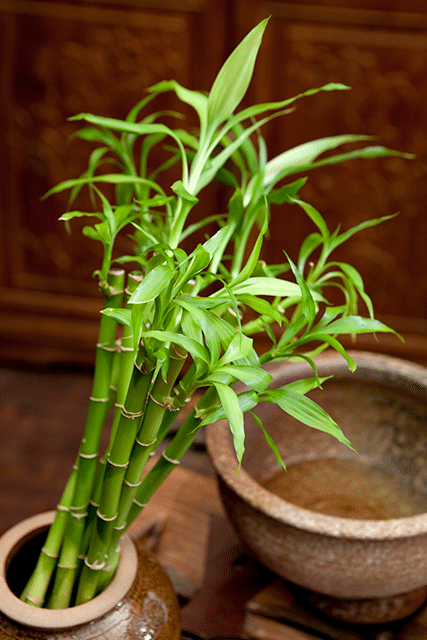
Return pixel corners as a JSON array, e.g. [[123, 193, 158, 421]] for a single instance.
[[70, 511, 88, 520], [41, 547, 59, 559], [162, 452, 180, 465], [25, 596, 44, 606], [135, 435, 157, 447], [121, 407, 144, 420], [114, 522, 126, 531], [133, 499, 147, 508], [56, 504, 69, 512], [84, 558, 106, 571], [57, 563, 78, 570], [89, 395, 110, 403], [79, 451, 99, 459], [96, 509, 118, 522], [107, 458, 129, 468], [96, 342, 118, 352], [124, 478, 142, 487]]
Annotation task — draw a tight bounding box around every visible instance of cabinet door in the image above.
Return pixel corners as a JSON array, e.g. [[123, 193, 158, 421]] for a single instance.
[[0, 0, 228, 365], [235, 0, 427, 363]]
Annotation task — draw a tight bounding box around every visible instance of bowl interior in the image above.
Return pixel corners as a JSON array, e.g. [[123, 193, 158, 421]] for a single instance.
[[239, 358, 427, 520]]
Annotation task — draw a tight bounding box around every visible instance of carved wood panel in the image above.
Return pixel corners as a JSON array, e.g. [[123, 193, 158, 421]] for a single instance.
[[0, 0, 228, 364], [236, 1, 427, 360]]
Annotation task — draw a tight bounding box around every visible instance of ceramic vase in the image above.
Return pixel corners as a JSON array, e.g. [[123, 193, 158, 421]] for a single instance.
[[0, 511, 181, 639]]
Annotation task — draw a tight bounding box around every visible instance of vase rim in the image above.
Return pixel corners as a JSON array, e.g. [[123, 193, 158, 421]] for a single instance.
[[207, 350, 427, 541], [0, 511, 138, 629]]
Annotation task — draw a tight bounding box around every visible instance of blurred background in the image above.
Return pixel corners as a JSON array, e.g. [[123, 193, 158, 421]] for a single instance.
[[1, 0, 427, 368]]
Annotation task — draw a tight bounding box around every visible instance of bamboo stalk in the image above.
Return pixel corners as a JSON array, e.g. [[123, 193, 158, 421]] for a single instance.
[[74, 344, 155, 604], [46, 270, 125, 609]]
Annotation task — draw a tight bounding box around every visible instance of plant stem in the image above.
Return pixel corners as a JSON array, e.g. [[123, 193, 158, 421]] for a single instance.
[[45, 270, 125, 609], [74, 344, 155, 605], [20, 468, 78, 606]]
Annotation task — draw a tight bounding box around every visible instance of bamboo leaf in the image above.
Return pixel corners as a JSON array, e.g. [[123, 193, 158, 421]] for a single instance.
[[171, 180, 199, 203], [237, 294, 283, 325], [128, 264, 174, 304], [207, 19, 268, 127], [218, 332, 254, 366], [292, 199, 329, 240], [285, 253, 316, 328], [142, 330, 210, 364], [199, 390, 258, 426], [263, 134, 372, 187], [213, 382, 245, 467], [311, 315, 401, 337], [101, 308, 132, 327], [231, 277, 324, 301], [251, 412, 286, 471], [266, 387, 353, 448], [209, 365, 272, 392]]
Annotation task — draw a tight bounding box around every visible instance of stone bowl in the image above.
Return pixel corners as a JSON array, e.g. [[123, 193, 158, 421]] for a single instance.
[[205, 351, 427, 624]]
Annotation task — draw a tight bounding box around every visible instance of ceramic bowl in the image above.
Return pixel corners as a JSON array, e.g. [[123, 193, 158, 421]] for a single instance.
[[206, 351, 427, 623]]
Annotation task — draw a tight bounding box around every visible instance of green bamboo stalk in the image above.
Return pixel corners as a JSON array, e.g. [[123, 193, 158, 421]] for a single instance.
[[109, 345, 187, 530], [46, 269, 125, 609], [74, 344, 155, 605], [20, 467, 78, 606], [125, 407, 202, 527], [78, 272, 140, 562]]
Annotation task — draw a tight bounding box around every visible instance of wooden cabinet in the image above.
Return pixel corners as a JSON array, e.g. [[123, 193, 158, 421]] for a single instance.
[[1, 0, 426, 365], [0, 0, 229, 365]]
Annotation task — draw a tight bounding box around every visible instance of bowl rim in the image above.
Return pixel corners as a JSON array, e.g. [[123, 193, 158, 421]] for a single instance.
[[206, 350, 427, 540]]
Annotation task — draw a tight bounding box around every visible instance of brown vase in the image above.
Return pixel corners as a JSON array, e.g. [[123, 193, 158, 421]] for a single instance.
[[0, 511, 181, 639]]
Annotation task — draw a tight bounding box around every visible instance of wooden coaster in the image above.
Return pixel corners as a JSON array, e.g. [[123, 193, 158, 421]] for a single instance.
[[242, 579, 427, 640]]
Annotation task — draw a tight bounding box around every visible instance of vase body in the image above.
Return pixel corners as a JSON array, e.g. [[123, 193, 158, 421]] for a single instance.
[[0, 512, 181, 639], [206, 351, 427, 624]]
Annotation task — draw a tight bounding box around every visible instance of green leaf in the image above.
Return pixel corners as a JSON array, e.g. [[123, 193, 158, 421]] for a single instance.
[[199, 390, 258, 426], [263, 134, 372, 187], [207, 365, 272, 392], [142, 330, 210, 364], [58, 211, 103, 222], [229, 222, 267, 288], [238, 294, 283, 325], [285, 253, 316, 329], [292, 199, 329, 240], [150, 80, 209, 136], [327, 214, 398, 254], [207, 18, 268, 127], [231, 277, 322, 300], [311, 315, 401, 337], [101, 308, 132, 327], [218, 332, 254, 366], [213, 382, 245, 468], [128, 264, 174, 304], [267, 177, 307, 205], [251, 412, 286, 471], [171, 180, 199, 203], [266, 387, 353, 448]]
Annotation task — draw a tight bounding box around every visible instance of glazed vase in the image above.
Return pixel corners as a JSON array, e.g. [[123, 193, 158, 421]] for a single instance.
[[0, 511, 181, 639]]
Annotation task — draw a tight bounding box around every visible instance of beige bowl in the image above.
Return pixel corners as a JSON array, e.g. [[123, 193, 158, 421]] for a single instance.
[[206, 351, 427, 623]]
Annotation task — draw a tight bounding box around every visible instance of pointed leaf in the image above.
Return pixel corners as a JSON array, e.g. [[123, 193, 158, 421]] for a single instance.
[[207, 19, 268, 126], [213, 382, 245, 467], [267, 387, 353, 448], [251, 412, 286, 471], [128, 264, 174, 304], [101, 308, 132, 327], [285, 253, 316, 328]]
